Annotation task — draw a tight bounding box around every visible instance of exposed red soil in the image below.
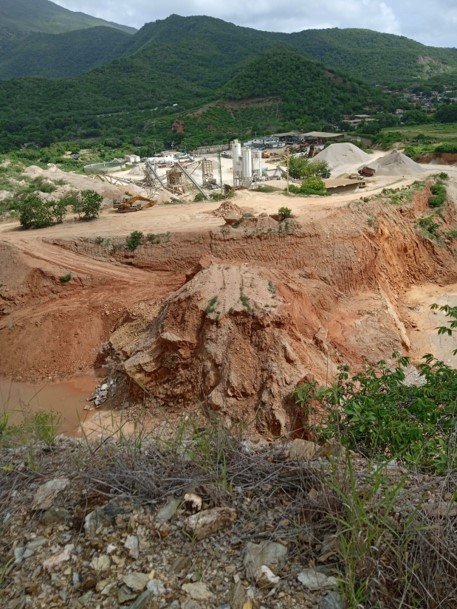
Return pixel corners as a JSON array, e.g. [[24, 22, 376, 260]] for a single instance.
[[1, 185, 456, 436]]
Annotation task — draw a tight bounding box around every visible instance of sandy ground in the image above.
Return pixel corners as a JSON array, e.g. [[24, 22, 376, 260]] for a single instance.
[[3, 162, 454, 242]]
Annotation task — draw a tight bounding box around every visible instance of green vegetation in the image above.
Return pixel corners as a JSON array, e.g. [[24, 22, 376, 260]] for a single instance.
[[429, 179, 447, 208], [59, 273, 72, 284], [294, 353, 456, 473], [126, 231, 144, 251], [288, 156, 330, 179], [416, 214, 442, 240], [18, 193, 65, 229], [0, 27, 132, 80], [378, 123, 457, 158], [289, 176, 327, 196], [277, 207, 292, 220], [205, 296, 218, 315], [0, 409, 60, 449], [377, 181, 425, 205], [72, 190, 102, 221]]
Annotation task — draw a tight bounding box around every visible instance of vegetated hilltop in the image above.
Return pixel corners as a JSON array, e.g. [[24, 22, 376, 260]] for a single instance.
[[176, 48, 397, 148], [2, 12, 456, 85], [0, 27, 132, 79], [285, 28, 457, 86], [0, 0, 135, 37]]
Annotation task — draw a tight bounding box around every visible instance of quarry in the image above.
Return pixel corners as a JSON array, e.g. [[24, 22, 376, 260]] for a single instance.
[[0, 139, 456, 609]]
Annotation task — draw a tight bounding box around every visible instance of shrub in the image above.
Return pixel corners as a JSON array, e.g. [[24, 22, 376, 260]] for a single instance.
[[17, 193, 65, 229], [59, 273, 72, 283], [428, 180, 447, 208], [72, 189, 102, 221], [294, 354, 457, 473], [290, 175, 327, 196], [416, 215, 441, 239], [288, 157, 330, 179], [126, 230, 143, 251], [278, 206, 292, 220]]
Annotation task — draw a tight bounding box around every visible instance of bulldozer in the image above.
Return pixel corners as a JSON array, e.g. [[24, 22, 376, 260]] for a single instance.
[[114, 195, 157, 213]]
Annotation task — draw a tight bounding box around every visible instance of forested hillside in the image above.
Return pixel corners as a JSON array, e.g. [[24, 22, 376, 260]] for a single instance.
[[0, 27, 132, 79]]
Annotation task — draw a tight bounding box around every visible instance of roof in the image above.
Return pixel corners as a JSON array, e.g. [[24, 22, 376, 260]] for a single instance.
[[303, 131, 343, 139]]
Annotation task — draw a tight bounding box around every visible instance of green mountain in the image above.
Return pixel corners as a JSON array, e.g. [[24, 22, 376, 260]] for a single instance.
[[0, 14, 455, 152], [285, 28, 457, 86], [0, 0, 135, 36], [0, 27, 132, 79]]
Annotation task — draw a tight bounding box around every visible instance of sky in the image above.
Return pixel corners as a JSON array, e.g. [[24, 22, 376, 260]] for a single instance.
[[53, 0, 457, 47]]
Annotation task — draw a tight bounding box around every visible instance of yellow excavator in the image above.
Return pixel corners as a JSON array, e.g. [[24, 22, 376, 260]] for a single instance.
[[114, 195, 157, 213]]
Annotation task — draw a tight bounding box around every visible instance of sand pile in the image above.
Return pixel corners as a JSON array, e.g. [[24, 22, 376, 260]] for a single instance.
[[313, 143, 371, 170], [363, 151, 424, 176]]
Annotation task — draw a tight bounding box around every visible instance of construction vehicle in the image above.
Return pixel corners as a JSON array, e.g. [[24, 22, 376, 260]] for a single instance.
[[114, 195, 157, 213]]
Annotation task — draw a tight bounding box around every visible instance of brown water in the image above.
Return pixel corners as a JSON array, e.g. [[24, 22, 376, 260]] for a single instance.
[[0, 375, 98, 435]]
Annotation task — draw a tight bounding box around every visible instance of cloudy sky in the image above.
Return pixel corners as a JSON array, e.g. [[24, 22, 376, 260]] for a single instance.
[[53, 0, 457, 47]]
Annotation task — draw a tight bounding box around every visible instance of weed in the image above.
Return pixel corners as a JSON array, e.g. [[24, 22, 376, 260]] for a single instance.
[[240, 290, 253, 313], [205, 296, 218, 315], [278, 206, 292, 220], [95, 236, 104, 245], [59, 273, 72, 283], [268, 281, 276, 296], [416, 215, 441, 241], [126, 231, 143, 251], [294, 354, 457, 473]]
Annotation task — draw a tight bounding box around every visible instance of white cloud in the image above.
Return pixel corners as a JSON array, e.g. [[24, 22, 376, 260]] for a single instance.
[[53, 0, 457, 47]]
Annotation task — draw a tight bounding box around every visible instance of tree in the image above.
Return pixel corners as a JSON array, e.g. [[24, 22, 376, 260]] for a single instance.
[[72, 190, 103, 221], [18, 193, 66, 229]]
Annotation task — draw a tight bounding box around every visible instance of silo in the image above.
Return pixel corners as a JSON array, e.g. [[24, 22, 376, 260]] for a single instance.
[[251, 149, 262, 177], [241, 147, 252, 182], [231, 139, 242, 185]]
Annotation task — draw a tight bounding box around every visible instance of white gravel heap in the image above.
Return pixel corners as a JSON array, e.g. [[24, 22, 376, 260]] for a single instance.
[[313, 143, 371, 170], [363, 150, 424, 176]]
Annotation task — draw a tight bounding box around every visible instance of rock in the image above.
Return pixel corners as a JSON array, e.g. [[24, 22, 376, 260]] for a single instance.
[[184, 493, 203, 512], [43, 545, 74, 571], [124, 535, 140, 559], [255, 565, 280, 589], [40, 507, 71, 526], [320, 591, 345, 609], [127, 590, 153, 609], [182, 582, 214, 601], [185, 507, 237, 540], [244, 541, 287, 581], [14, 547, 25, 565], [156, 497, 181, 525], [32, 478, 69, 510], [181, 601, 202, 609], [287, 439, 319, 460], [23, 537, 46, 559], [297, 569, 338, 591], [118, 585, 138, 604], [84, 500, 124, 536], [123, 572, 150, 592], [147, 579, 165, 596], [90, 554, 111, 572]]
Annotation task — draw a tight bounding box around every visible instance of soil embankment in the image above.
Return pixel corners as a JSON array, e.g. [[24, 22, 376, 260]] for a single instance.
[[1, 183, 456, 436]]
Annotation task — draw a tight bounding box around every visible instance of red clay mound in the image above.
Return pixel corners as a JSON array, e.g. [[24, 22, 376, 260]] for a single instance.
[[110, 264, 317, 436]]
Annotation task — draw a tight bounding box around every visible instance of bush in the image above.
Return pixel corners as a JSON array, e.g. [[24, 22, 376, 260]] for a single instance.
[[288, 157, 330, 179], [428, 180, 447, 208], [416, 215, 441, 239], [278, 206, 292, 220], [126, 230, 143, 251], [290, 175, 327, 196], [72, 189, 102, 221], [18, 193, 66, 229], [59, 273, 72, 283], [294, 354, 457, 473]]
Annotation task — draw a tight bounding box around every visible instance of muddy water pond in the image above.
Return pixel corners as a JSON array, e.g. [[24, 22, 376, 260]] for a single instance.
[[0, 375, 98, 435]]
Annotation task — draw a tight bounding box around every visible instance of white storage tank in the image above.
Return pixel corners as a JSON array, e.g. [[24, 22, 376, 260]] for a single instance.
[[241, 147, 252, 180]]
